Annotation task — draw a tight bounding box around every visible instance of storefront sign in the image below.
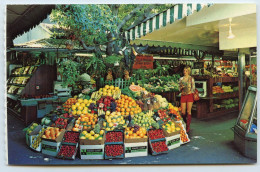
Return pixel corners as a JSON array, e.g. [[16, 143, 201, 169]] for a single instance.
[[133, 55, 153, 69]]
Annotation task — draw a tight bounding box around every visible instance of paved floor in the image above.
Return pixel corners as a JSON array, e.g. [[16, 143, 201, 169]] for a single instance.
[[7, 112, 257, 165]]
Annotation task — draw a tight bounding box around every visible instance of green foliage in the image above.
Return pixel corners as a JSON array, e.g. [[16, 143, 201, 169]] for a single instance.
[[50, 5, 119, 46], [85, 55, 107, 77], [58, 59, 80, 87], [104, 55, 122, 64]]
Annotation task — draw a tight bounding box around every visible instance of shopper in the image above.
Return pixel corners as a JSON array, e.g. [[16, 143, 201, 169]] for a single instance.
[[179, 66, 195, 133]]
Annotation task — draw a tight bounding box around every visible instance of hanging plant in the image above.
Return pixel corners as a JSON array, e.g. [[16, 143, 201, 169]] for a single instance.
[[58, 59, 80, 87], [85, 54, 107, 78]]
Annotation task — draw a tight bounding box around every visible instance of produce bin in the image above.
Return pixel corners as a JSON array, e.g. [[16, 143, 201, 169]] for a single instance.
[[57, 143, 78, 160], [125, 137, 148, 158], [105, 130, 124, 145], [148, 139, 169, 156], [104, 143, 125, 159], [42, 129, 65, 156]]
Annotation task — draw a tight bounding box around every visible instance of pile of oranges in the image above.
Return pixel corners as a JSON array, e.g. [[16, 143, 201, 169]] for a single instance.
[[115, 94, 142, 117], [62, 98, 77, 112], [124, 127, 147, 139], [72, 113, 98, 131]]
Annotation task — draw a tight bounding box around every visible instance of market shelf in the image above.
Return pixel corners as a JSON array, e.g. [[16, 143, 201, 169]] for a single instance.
[[212, 92, 239, 99], [212, 77, 238, 83], [209, 107, 239, 118], [7, 93, 19, 101], [7, 107, 23, 120]]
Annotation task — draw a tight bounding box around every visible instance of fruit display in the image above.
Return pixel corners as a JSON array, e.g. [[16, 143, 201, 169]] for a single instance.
[[168, 103, 182, 121], [105, 131, 124, 143], [124, 126, 147, 139], [97, 96, 116, 112], [91, 85, 121, 101], [57, 145, 77, 159], [150, 141, 169, 154], [115, 94, 142, 117], [132, 110, 156, 129], [60, 113, 73, 119], [162, 121, 181, 134], [158, 109, 171, 123], [105, 144, 124, 158], [79, 124, 105, 140], [153, 94, 168, 108], [52, 118, 69, 129], [212, 86, 224, 94], [63, 131, 80, 144], [73, 113, 98, 131], [104, 111, 126, 131], [63, 98, 77, 112], [25, 123, 39, 135], [42, 127, 63, 140], [222, 85, 233, 93], [148, 129, 165, 140], [31, 128, 45, 150], [129, 85, 143, 92], [178, 123, 190, 144], [71, 98, 96, 117], [220, 98, 239, 109]]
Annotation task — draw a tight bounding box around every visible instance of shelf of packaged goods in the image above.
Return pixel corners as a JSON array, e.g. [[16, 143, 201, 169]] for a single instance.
[[212, 92, 239, 99], [7, 94, 19, 101]]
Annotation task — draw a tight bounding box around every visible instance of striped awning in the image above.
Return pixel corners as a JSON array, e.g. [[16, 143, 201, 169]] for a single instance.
[[125, 3, 213, 41]]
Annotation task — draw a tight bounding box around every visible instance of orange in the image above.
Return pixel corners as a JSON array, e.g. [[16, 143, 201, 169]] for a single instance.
[[125, 112, 130, 116], [133, 133, 137, 138], [121, 112, 125, 116], [126, 108, 130, 112]]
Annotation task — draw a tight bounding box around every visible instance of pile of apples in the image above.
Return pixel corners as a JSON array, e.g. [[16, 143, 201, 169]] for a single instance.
[[79, 129, 105, 140], [97, 96, 116, 112], [115, 94, 142, 117], [42, 127, 62, 140], [72, 113, 98, 132], [124, 126, 147, 139]]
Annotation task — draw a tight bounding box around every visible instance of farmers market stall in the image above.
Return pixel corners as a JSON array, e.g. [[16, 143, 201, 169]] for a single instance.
[[23, 84, 190, 160]]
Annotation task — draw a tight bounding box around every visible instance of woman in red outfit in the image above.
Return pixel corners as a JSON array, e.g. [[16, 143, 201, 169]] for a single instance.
[[179, 66, 195, 133]]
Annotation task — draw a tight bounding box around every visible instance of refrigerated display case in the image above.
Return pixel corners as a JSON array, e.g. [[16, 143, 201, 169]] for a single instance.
[[233, 86, 257, 160]]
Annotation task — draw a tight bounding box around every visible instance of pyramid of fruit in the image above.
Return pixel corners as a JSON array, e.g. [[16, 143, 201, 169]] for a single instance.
[[115, 94, 142, 117], [124, 125, 147, 139]]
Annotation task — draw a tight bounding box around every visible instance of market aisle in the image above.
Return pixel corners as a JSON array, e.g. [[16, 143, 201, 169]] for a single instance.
[[7, 112, 256, 165]]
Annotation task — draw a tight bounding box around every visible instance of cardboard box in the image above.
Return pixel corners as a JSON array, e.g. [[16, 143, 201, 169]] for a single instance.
[[80, 144, 104, 160], [29, 127, 45, 152], [125, 137, 147, 143], [57, 143, 78, 160], [125, 141, 148, 158], [79, 135, 105, 145], [25, 122, 40, 146], [104, 143, 125, 159], [41, 129, 65, 156], [165, 134, 181, 150]]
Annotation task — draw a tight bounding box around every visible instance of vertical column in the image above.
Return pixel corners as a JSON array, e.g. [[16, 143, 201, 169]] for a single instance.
[[238, 52, 245, 110]]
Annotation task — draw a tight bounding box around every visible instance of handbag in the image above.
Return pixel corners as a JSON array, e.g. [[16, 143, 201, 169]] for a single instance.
[[190, 76, 200, 101]]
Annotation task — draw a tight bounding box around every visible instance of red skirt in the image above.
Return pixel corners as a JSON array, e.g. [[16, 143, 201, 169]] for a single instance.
[[181, 94, 194, 103]]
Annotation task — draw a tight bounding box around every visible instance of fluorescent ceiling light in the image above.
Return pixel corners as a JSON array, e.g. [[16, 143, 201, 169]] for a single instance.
[[227, 18, 235, 39]]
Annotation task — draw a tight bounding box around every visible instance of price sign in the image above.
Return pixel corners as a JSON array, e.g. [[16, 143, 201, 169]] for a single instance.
[[133, 55, 153, 69]]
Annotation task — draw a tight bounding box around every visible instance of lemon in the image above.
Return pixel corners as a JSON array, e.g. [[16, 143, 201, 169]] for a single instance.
[[80, 136, 86, 139], [115, 87, 119, 90], [71, 105, 77, 110], [109, 85, 114, 90], [75, 102, 81, 107], [103, 122, 107, 127], [107, 118, 111, 123], [90, 130, 95, 135], [83, 99, 88, 104], [94, 134, 100, 138], [88, 99, 92, 103], [85, 133, 91, 138], [82, 131, 87, 135], [77, 110, 82, 115], [78, 99, 83, 103], [112, 119, 117, 123], [72, 110, 77, 115], [98, 137, 103, 140], [117, 118, 121, 122], [100, 130, 104, 135], [89, 136, 95, 140], [80, 103, 86, 107], [109, 123, 113, 128]]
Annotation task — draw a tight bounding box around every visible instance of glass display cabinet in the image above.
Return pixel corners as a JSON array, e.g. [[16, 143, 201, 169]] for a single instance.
[[233, 86, 257, 159]]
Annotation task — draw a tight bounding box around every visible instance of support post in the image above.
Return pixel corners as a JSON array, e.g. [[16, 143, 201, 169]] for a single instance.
[[238, 52, 245, 110]]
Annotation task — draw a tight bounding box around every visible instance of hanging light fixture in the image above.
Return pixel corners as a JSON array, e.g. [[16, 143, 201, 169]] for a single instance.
[[227, 18, 235, 39]]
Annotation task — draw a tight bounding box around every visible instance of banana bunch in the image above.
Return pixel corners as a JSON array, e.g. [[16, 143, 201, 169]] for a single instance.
[[112, 90, 121, 99], [91, 91, 102, 101]]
